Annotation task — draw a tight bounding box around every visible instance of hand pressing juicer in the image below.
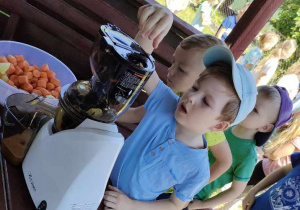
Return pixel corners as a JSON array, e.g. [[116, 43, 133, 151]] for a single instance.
[[20, 24, 155, 210]]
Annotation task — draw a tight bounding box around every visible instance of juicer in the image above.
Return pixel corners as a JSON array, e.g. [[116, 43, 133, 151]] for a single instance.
[[16, 24, 155, 210]]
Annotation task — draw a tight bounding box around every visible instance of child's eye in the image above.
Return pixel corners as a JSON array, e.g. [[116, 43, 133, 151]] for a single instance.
[[203, 97, 209, 106], [192, 86, 198, 91], [179, 67, 185, 73], [253, 108, 258, 113]]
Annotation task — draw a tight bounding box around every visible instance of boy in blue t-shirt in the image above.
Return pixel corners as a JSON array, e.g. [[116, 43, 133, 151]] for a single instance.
[[103, 4, 257, 210], [216, 4, 249, 41], [243, 152, 300, 210]]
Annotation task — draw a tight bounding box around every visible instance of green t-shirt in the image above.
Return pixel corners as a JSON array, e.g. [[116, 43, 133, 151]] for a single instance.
[[195, 127, 257, 200]]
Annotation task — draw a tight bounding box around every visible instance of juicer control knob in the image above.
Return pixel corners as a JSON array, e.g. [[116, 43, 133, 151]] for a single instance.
[[37, 200, 47, 210]]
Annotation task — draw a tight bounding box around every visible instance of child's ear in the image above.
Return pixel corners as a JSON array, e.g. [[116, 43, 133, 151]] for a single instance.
[[209, 121, 230, 131], [258, 124, 274, 133]]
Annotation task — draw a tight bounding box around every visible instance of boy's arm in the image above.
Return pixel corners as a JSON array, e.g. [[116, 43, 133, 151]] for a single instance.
[[188, 180, 247, 209], [256, 73, 267, 85], [242, 164, 292, 210], [104, 185, 188, 210], [134, 4, 173, 95], [117, 106, 146, 123], [209, 140, 232, 183], [265, 142, 298, 160], [216, 26, 226, 39]]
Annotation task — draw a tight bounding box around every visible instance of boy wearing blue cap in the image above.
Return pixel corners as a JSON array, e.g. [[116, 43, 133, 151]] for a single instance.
[[102, 5, 257, 210], [188, 86, 293, 210]]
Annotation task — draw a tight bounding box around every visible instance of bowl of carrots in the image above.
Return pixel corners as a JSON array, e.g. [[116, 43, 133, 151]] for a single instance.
[[0, 41, 77, 105]]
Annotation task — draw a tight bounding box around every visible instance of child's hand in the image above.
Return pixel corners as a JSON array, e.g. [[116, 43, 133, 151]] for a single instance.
[[137, 4, 173, 49], [103, 185, 133, 210], [242, 190, 256, 210], [188, 199, 203, 209]]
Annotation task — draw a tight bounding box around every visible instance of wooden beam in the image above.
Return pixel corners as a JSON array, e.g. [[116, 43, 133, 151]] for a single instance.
[[227, 0, 285, 60], [2, 13, 20, 40], [0, 0, 93, 55], [72, 0, 175, 65]]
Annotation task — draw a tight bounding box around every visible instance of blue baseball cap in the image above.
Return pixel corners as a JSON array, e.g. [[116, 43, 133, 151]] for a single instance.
[[203, 46, 258, 126]]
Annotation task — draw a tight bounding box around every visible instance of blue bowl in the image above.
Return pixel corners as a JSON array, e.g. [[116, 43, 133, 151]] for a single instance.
[[0, 41, 77, 105]]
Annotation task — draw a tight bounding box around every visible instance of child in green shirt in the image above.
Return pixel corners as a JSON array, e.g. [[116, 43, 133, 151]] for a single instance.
[[189, 85, 293, 209]]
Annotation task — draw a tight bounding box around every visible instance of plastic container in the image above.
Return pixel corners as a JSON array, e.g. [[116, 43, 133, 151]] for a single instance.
[[1, 93, 53, 165], [0, 41, 77, 105]]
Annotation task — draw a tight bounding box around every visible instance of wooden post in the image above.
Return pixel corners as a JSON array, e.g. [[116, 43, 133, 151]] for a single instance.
[[226, 0, 285, 60]]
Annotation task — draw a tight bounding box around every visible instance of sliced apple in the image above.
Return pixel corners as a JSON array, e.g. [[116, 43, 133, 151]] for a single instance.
[[0, 62, 11, 74], [0, 74, 9, 82]]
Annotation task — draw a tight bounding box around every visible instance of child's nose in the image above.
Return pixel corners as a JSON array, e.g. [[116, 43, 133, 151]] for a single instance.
[[167, 67, 175, 76], [187, 93, 197, 105]]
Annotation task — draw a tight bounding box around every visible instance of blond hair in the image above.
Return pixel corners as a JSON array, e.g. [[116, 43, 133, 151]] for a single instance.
[[258, 32, 280, 51], [264, 110, 300, 154], [253, 39, 297, 73], [285, 62, 300, 79], [257, 85, 281, 123], [180, 34, 227, 52], [198, 62, 240, 123]]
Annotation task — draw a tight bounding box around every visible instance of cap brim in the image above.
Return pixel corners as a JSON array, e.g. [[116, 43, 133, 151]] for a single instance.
[[203, 46, 257, 126], [203, 46, 235, 68]]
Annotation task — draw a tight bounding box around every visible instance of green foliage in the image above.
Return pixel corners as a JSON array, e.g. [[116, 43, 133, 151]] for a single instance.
[[268, 0, 300, 84], [270, 0, 300, 45]]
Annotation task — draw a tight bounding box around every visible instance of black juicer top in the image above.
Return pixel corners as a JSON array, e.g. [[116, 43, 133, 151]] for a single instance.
[[56, 24, 155, 129]]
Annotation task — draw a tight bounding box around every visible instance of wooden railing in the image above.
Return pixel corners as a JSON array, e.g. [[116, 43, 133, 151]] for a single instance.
[[0, 0, 285, 137]]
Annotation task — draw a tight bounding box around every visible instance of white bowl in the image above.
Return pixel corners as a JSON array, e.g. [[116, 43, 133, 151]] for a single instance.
[[0, 41, 77, 105]]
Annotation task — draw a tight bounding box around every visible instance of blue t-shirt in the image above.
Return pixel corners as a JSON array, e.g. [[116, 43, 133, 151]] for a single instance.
[[239, 47, 263, 71], [110, 81, 210, 202], [251, 152, 300, 210], [218, 15, 236, 41]]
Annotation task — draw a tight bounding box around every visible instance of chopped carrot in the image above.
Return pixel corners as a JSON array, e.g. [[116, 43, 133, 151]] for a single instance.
[[50, 90, 59, 98], [6, 64, 16, 74], [50, 77, 60, 87], [7, 55, 17, 64], [36, 87, 43, 90], [7, 80, 14, 86], [32, 89, 42, 96], [33, 70, 41, 78], [23, 61, 30, 71], [0, 56, 8, 63], [22, 83, 33, 93], [55, 86, 61, 93], [40, 88, 51, 97], [40, 72, 47, 78], [24, 72, 33, 79], [28, 66, 34, 72], [15, 66, 23, 76], [9, 74, 18, 81], [39, 77, 48, 83], [31, 77, 38, 83], [37, 80, 47, 88], [46, 82, 55, 90], [11, 77, 19, 87], [15, 55, 24, 62], [18, 60, 25, 69], [18, 75, 29, 85], [41, 64, 49, 72], [32, 83, 37, 89], [33, 65, 40, 70], [47, 70, 56, 79]]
